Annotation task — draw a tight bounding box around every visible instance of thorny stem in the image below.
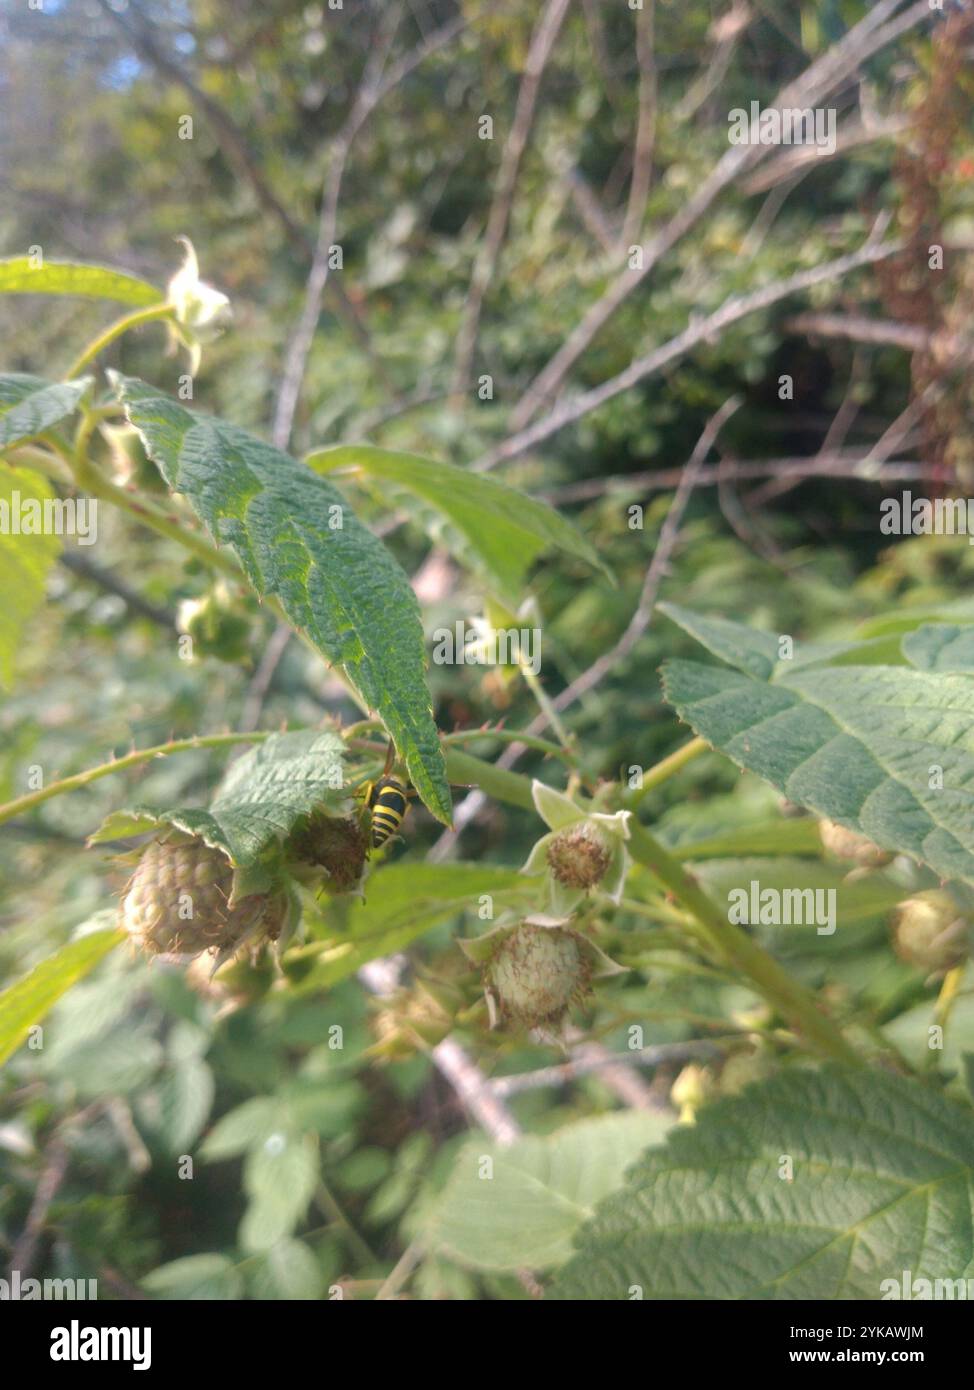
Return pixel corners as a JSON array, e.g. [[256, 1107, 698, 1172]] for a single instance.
[[65, 303, 174, 381], [0, 732, 271, 828]]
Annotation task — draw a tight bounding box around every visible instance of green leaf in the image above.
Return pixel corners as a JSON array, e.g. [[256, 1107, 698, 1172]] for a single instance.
[[0, 374, 92, 448], [431, 1112, 673, 1272], [142, 1254, 243, 1300], [156, 1058, 215, 1152], [200, 1098, 281, 1159], [661, 635, 974, 885], [89, 730, 348, 874], [551, 1068, 974, 1300], [658, 601, 891, 678], [112, 375, 451, 825], [902, 623, 974, 672], [240, 1133, 319, 1251], [307, 443, 611, 602], [0, 928, 125, 1066], [0, 460, 63, 688], [290, 862, 536, 989], [0, 257, 161, 306], [247, 1239, 324, 1300]]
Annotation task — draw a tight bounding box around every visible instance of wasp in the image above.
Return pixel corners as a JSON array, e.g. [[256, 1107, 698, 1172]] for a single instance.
[[356, 741, 468, 850], [356, 742, 414, 849]]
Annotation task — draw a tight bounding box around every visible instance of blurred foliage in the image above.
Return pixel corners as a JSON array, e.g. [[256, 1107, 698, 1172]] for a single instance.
[[1, 0, 973, 1300]]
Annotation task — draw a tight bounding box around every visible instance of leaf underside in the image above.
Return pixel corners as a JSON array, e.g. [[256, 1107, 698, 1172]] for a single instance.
[[432, 1112, 674, 1272], [0, 373, 91, 449]]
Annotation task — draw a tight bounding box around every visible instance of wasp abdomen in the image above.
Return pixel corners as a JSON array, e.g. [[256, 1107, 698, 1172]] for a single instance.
[[369, 778, 409, 847]]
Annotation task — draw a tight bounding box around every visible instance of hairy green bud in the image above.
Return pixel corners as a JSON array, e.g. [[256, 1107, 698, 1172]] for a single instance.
[[485, 923, 592, 1030], [121, 835, 285, 957], [890, 890, 971, 975]]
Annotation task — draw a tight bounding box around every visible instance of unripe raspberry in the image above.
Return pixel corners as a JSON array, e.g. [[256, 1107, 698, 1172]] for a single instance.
[[545, 823, 612, 891], [486, 923, 592, 1030], [285, 812, 368, 894], [819, 818, 893, 868], [120, 836, 285, 957], [177, 584, 252, 665], [890, 890, 971, 975]]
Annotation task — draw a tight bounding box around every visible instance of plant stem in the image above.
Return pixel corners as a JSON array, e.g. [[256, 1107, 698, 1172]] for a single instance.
[[442, 726, 570, 761], [626, 821, 861, 1065], [929, 962, 967, 1074], [520, 663, 571, 749], [2, 444, 73, 482], [68, 446, 245, 579], [66, 303, 174, 380], [0, 731, 271, 827], [624, 736, 708, 806]]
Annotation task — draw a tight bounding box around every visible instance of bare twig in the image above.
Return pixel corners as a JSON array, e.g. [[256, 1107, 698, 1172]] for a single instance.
[[272, 8, 403, 451], [543, 149, 618, 254], [746, 348, 869, 508], [619, 0, 657, 254], [272, 10, 467, 450], [741, 115, 908, 195], [449, 0, 572, 396], [489, 1039, 722, 1098], [508, 0, 934, 430], [237, 622, 293, 735], [474, 233, 901, 472], [785, 311, 933, 353], [538, 452, 925, 505], [674, 1, 751, 123], [9, 1139, 72, 1276], [59, 551, 176, 630]]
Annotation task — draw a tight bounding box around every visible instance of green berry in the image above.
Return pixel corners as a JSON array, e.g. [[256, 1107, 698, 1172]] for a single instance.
[[890, 890, 971, 975], [545, 823, 612, 891], [120, 835, 284, 957], [486, 923, 592, 1029]]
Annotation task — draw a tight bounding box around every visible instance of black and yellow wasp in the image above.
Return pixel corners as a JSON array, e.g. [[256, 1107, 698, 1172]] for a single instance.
[[354, 740, 418, 850], [356, 742, 467, 850], [363, 773, 411, 848]]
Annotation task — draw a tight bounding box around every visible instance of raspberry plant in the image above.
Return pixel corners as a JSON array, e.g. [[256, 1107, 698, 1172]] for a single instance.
[[2, 0, 974, 1307]]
